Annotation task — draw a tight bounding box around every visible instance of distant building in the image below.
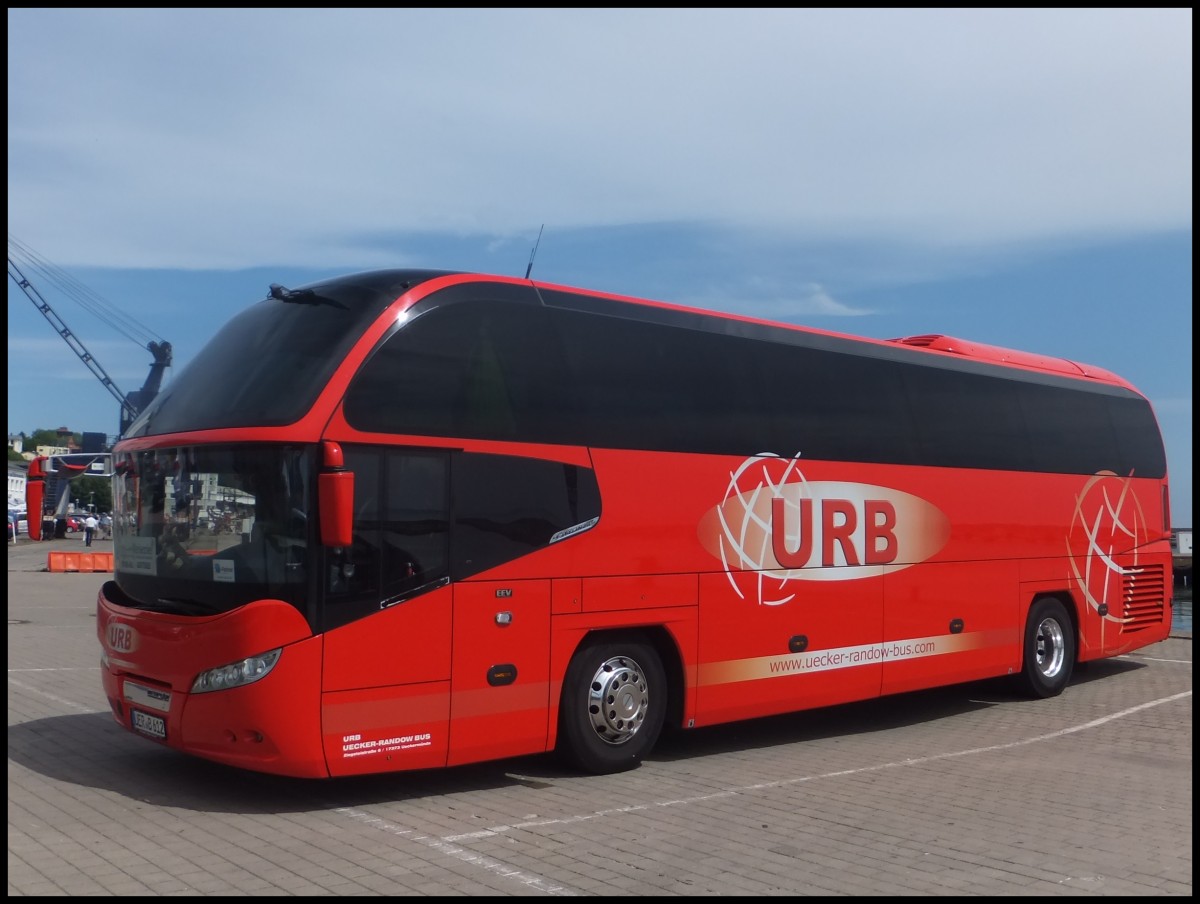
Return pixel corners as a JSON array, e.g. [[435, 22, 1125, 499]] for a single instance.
[[55, 426, 80, 452], [1172, 528, 1193, 558], [11, 431, 86, 462], [1172, 528, 1193, 590], [8, 463, 27, 510]]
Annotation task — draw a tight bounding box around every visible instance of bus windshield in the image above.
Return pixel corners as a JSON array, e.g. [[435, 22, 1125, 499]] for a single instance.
[[110, 444, 315, 618], [121, 270, 451, 437]]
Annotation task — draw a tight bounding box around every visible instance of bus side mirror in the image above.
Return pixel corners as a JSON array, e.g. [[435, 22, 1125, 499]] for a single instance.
[[318, 442, 354, 548], [319, 472, 354, 548]]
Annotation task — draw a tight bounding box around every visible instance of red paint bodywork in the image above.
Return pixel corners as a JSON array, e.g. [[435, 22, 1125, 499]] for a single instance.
[[95, 272, 1175, 778]]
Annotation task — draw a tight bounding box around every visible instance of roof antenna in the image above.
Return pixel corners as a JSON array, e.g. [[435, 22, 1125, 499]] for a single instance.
[[524, 224, 544, 279]]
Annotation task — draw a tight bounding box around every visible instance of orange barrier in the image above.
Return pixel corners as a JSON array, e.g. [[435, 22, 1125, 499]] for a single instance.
[[47, 551, 114, 573]]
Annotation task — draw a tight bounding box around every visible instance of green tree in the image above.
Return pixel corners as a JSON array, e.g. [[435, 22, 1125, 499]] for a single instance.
[[72, 475, 113, 513], [27, 428, 80, 450]]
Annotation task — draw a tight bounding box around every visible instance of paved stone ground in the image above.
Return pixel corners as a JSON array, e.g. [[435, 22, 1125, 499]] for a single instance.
[[8, 538, 1193, 896]]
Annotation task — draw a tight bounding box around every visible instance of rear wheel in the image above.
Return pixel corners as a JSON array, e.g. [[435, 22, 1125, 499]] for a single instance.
[[1017, 598, 1075, 698], [557, 636, 666, 774]]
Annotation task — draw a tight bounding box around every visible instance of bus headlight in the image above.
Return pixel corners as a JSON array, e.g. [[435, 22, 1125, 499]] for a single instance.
[[191, 648, 282, 694]]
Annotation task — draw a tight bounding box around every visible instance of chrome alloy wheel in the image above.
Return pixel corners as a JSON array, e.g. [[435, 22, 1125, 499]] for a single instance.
[[1034, 615, 1067, 679], [586, 655, 650, 746]]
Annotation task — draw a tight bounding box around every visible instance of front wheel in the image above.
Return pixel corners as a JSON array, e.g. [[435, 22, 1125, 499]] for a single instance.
[[1017, 598, 1075, 698], [557, 636, 666, 775]]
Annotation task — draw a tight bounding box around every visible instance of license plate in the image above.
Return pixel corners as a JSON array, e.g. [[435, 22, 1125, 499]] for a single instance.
[[131, 708, 167, 740]]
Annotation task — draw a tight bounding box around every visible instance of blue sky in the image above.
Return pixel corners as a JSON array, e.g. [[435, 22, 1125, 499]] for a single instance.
[[7, 9, 1192, 525]]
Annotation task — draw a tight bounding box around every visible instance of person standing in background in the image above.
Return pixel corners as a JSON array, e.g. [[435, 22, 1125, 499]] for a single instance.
[[84, 513, 98, 547]]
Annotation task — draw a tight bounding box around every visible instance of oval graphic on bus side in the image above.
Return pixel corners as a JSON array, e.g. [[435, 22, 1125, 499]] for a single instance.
[[698, 457, 950, 604]]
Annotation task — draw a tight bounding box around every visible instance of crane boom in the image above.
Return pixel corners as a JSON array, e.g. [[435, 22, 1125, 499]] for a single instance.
[[8, 256, 135, 425], [7, 254, 172, 436]]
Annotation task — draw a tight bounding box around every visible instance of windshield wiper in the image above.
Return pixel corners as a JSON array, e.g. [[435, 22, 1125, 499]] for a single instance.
[[268, 283, 348, 309]]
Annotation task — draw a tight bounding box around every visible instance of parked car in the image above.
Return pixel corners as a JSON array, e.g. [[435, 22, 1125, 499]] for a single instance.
[[8, 511, 28, 540], [65, 515, 82, 532]]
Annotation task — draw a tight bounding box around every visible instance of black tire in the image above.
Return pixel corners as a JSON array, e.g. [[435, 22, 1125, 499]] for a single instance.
[[557, 636, 667, 775], [1017, 598, 1075, 699]]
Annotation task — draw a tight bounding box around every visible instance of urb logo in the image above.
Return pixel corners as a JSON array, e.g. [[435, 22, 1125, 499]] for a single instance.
[[107, 622, 139, 654], [698, 454, 950, 606]]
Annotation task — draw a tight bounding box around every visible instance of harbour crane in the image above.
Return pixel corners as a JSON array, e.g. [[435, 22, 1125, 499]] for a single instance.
[[7, 244, 172, 436], [8, 239, 172, 537]]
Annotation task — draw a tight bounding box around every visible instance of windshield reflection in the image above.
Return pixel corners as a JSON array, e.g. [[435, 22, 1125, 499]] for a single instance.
[[111, 445, 313, 617]]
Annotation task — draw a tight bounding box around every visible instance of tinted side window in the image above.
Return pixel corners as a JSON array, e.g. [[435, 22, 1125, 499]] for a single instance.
[[1107, 395, 1168, 478], [452, 453, 601, 580], [902, 366, 1029, 471], [554, 306, 925, 462], [343, 299, 580, 444], [553, 308, 775, 455], [1018, 383, 1118, 474], [342, 288, 1166, 480], [323, 447, 449, 631], [756, 341, 920, 464]]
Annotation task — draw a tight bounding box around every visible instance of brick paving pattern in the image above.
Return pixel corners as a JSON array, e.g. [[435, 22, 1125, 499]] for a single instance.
[[8, 538, 1193, 896]]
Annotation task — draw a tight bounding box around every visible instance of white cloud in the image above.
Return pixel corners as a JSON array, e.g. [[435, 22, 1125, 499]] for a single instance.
[[793, 284, 875, 317], [686, 281, 875, 319], [7, 8, 1192, 270]]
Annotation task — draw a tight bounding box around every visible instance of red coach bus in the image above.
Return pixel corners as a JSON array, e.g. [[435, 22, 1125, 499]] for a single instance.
[[95, 269, 1174, 778]]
